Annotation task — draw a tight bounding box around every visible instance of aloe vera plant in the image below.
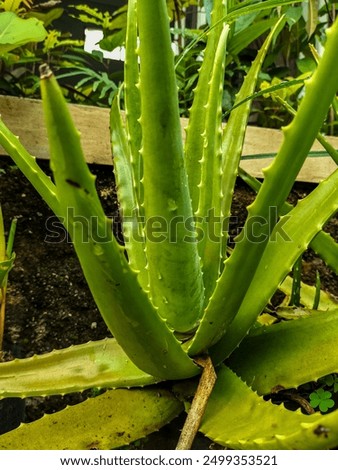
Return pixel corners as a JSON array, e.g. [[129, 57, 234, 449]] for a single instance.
[[0, 0, 337, 450]]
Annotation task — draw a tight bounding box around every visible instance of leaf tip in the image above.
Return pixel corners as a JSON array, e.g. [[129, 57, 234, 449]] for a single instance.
[[39, 63, 53, 80]]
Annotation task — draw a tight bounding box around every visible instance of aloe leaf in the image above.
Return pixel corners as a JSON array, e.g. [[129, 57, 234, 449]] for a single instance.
[[189, 18, 338, 355], [110, 95, 148, 290], [200, 365, 338, 450], [275, 95, 338, 165], [195, 24, 229, 300], [39, 65, 198, 379], [0, 339, 159, 399], [124, 0, 143, 204], [228, 309, 338, 395], [220, 18, 284, 260], [238, 167, 338, 275], [137, 0, 204, 332], [0, 120, 59, 215], [0, 388, 183, 450], [211, 168, 338, 362], [188, 19, 284, 355], [185, 0, 227, 215]]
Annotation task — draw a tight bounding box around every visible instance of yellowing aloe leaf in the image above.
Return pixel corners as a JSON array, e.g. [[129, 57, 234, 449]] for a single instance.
[[0, 388, 183, 450], [200, 366, 338, 450]]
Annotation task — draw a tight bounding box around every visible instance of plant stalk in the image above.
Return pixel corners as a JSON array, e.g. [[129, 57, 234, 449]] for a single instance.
[[176, 356, 217, 450]]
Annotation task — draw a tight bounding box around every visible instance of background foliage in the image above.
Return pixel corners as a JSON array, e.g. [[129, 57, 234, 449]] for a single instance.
[[0, 0, 337, 129]]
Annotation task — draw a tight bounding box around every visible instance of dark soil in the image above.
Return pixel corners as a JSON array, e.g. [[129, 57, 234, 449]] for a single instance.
[[0, 156, 337, 449]]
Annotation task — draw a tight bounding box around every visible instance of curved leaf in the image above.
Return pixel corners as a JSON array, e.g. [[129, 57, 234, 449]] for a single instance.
[[137, 0, 204, 332], [191, 17, 338, 355], [188, 18, 284, 355], [0, 388, 183, 450], [110, 95, 148, 290], [0, 339, 158, 399], [211, 167, 338, 363], [200, 366, 338, 449], [228, 309, 338, 395], [40, 64, 199, 380]]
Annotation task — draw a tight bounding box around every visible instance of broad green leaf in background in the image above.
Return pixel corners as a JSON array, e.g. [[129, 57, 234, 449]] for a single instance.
[[0, 11, 46, 54]]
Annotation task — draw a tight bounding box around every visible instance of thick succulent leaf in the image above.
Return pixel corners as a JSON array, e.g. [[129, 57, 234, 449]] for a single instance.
[[220, 17, 284, 258], [137, 0, 204, 332], [189, 18, 338, 355], [195, 24, 229, 300], [110, 96, 148, 290], [228, 309, 338, 395], [0, 388, 183, 450], [124, 0, 143, 203], [310, 230, 338, 275], [211, 167, 338, 363], [39, 65, 198, 380], [0, 11, 46, 54], [200, 366, 338, 450], [0, 339, 159, 399], [185, 0, 227, 215], [238, 166, 338, 275], [187, 19, 284, 355]]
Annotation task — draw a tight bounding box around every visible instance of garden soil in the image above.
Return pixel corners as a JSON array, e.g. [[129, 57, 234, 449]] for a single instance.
[[0, 157, 337, 449]]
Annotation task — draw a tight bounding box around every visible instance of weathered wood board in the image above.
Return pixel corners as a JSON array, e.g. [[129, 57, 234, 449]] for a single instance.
[[0, 95, 337, 183]]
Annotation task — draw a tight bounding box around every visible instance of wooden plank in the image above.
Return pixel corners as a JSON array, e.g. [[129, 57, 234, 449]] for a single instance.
[[0, 95, 337, 182], [0, 95, 112, 164], [241, 126, 338, 183]]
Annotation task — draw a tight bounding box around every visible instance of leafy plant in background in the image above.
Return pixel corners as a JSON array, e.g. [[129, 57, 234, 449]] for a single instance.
[[0, 0, 337, 450], [253, 0, 338, 131], [0, 8, 46, 96], [0, 12, 46, 54], [0, 1, 64, 97], [0, 1, 124, 106], [54, 50, 121, 106]]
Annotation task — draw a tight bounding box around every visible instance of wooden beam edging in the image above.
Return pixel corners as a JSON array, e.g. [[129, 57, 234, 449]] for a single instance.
[[0, 95, 337, 183]]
